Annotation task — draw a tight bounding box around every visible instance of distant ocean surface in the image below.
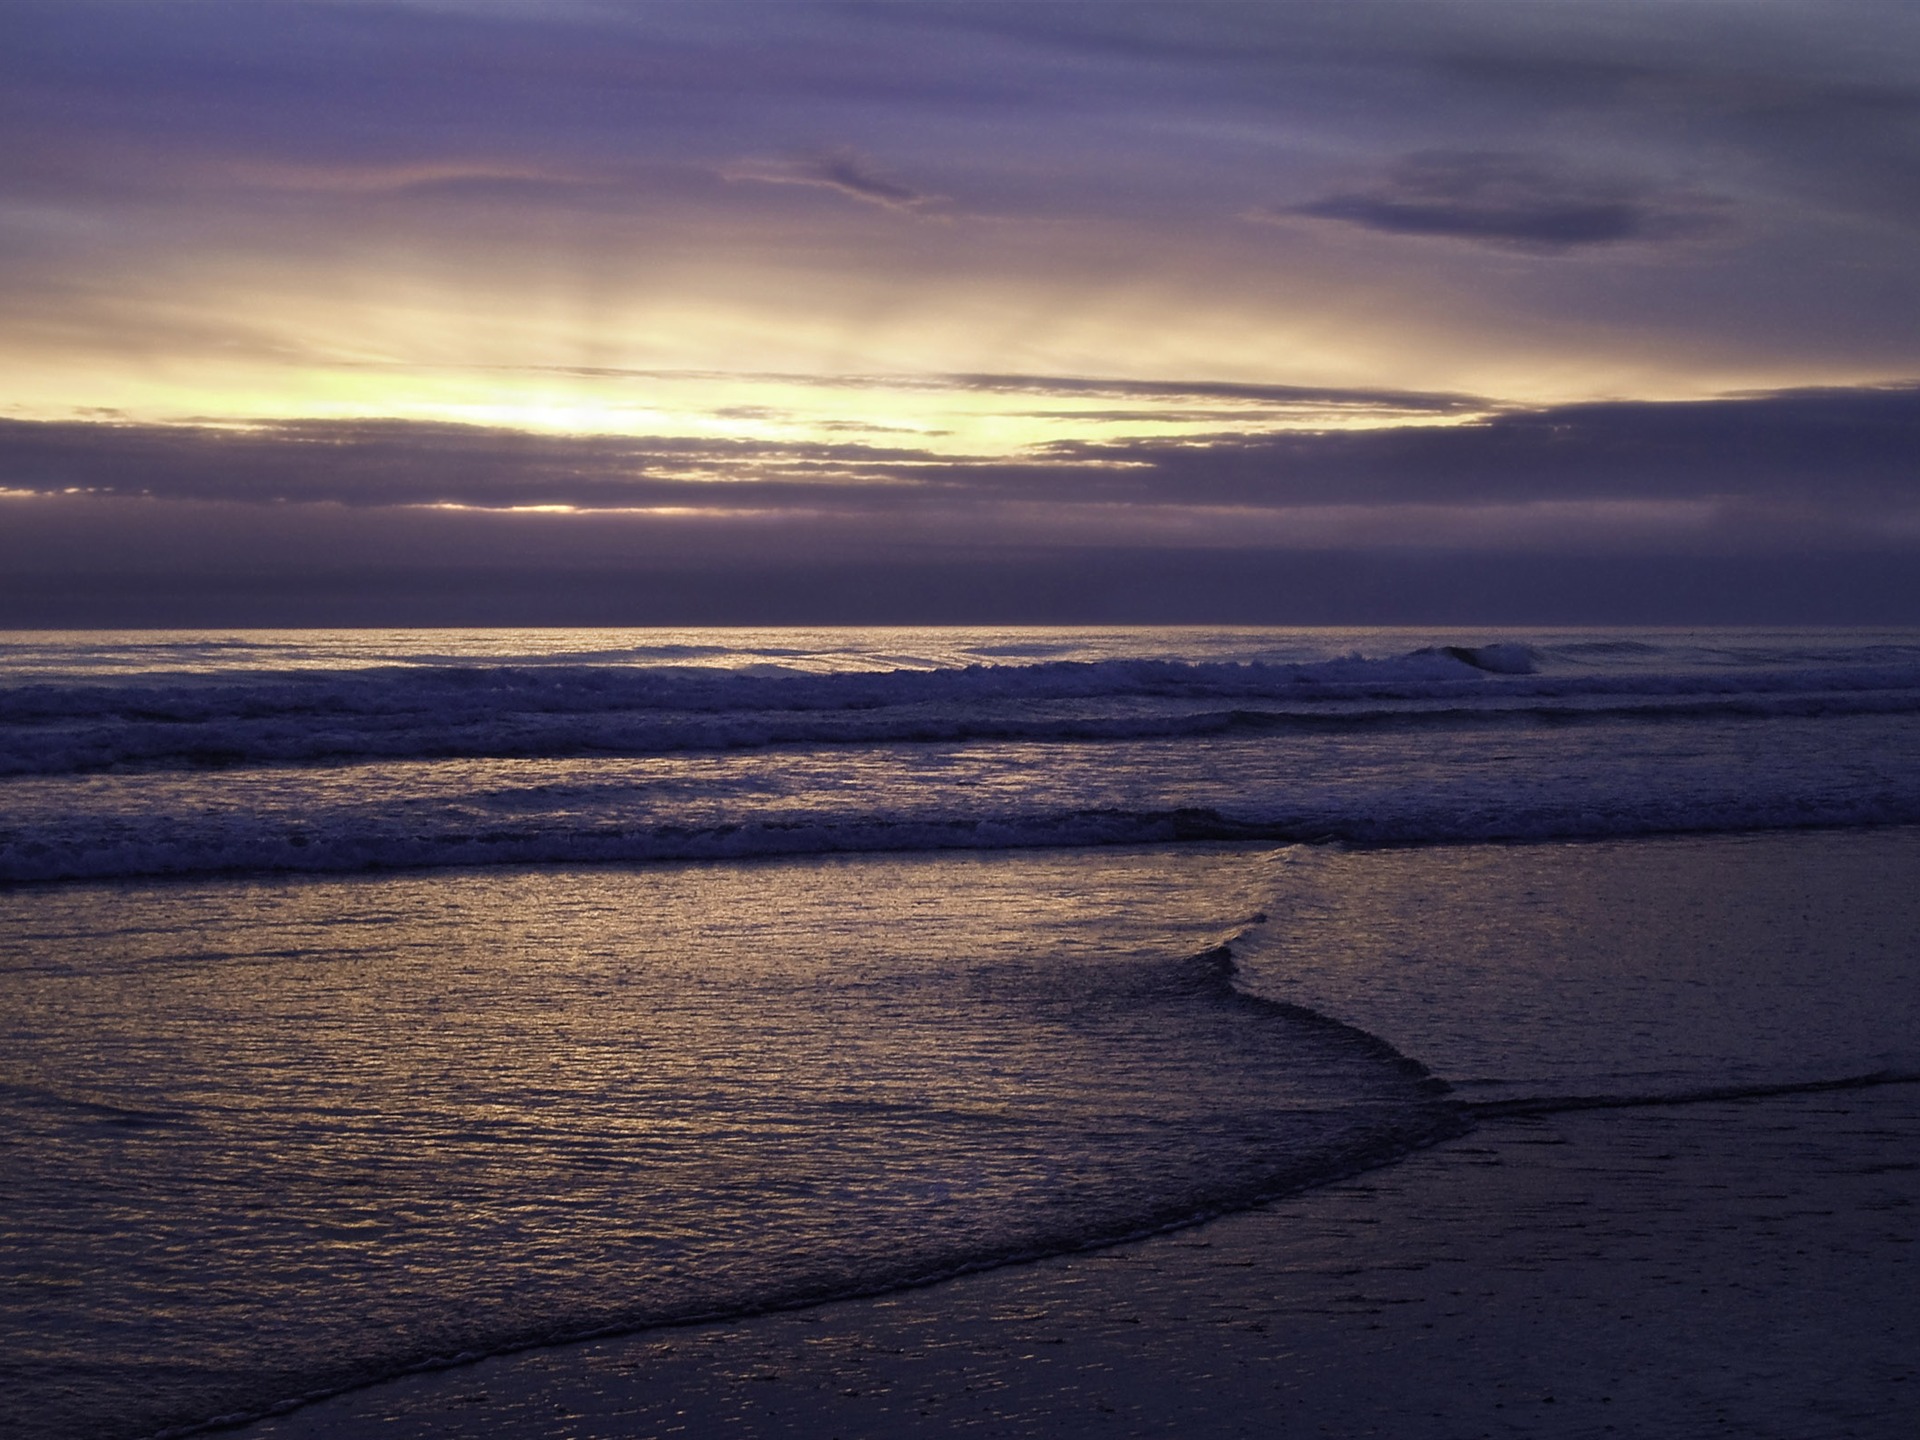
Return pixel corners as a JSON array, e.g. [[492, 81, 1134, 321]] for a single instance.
[[5, 625, 1920, 882], [3, 627, 1918, 1439]]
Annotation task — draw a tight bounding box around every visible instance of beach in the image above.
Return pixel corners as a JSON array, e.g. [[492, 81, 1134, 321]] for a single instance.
[[13, 0, 1920, 1428], [3, 628, 1917, 1439], [235, 826, 1920, 1440], [242, 1082, 1920, 1439]]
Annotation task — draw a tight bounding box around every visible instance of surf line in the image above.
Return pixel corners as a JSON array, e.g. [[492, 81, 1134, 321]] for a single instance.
[[1464, 1069, 1920, 1120]]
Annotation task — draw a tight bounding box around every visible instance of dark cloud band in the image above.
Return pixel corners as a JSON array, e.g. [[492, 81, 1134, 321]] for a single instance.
[[5, 384, 1917, 519]]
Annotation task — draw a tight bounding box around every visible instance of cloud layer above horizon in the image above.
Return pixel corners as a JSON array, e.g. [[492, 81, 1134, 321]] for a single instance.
[[4, 0, 1920, 622]]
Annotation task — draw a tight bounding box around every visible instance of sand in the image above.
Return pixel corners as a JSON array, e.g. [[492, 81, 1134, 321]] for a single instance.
[[239, 1079, 1919, 1439]]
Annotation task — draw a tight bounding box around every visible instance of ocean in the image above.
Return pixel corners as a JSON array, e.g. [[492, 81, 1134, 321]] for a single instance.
[[3, 626, 1917, 1440]]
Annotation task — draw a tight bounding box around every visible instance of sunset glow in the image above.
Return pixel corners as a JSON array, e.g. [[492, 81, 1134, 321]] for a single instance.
[[3, 0, 1918, 622]]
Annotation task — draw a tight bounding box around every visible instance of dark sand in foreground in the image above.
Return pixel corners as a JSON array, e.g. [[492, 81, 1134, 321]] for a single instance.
[[245, 1081, 1919, 1439]]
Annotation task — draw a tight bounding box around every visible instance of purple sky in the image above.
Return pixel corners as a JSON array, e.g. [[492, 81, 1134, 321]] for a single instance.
[[4, 0, 1919, 623]]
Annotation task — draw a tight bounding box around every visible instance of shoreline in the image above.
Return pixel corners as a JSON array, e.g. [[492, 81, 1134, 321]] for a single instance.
[[16, 825, 1909, 1440], [240, 1081, 1920, 1439]]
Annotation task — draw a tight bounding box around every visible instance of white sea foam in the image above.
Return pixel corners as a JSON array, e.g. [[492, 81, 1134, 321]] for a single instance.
[[3, 629, 1919, 882]]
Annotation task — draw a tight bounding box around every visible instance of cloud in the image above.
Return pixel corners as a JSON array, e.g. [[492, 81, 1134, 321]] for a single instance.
[[7, 383, 1920, 625], [7, 0, 1920, 397], [5, 386, 1918, 549], [1278, 150, 1729, 252], [509, 365, 1479, 415], [0, 418, 948, 511], [1034, 384, 1920, 515], [721, 149, 940, 211], [932, 374, 1479, 413]]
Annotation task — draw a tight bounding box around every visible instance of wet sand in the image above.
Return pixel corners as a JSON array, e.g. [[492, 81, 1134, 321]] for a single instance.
[[242, 1080, 1920, 1439]]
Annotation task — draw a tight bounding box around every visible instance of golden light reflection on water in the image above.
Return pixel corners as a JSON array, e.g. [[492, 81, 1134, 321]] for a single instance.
[[0, 846, 1457, 1439]]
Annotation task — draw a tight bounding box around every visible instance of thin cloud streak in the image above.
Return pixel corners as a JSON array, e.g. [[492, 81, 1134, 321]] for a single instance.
[[722, 150, 942, 211], [497, 367, 1482, 412]]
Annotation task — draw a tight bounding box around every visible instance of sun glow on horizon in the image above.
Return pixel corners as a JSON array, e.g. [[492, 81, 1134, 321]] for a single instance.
[[0, 356, 1501, 458]]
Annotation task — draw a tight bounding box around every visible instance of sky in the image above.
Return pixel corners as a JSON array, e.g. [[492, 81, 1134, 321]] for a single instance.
[[3, 0, 1919, 624]]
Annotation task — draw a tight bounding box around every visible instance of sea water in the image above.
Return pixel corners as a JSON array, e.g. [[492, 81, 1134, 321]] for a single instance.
[[2, 627, 1917, 1439]]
